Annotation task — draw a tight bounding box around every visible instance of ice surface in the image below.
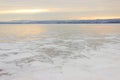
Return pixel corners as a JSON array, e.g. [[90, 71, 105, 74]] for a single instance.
[[0, 24, 120, 80]]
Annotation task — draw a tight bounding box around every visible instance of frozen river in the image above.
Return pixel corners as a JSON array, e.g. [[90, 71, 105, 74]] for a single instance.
[[0, 24, 120, 80]]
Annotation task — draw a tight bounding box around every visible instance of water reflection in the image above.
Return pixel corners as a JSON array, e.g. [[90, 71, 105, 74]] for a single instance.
[[0, 24, 120, 42], [0, 25, 46, 42], [78, 25, 120, 35]]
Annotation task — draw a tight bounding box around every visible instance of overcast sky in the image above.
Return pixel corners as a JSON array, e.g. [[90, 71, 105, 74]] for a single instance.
[[0, 0, 120, 21]]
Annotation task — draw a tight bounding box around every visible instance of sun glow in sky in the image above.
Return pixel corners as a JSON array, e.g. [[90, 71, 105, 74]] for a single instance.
[[0, 9, 49, 14], [0, 0, 120, 21]]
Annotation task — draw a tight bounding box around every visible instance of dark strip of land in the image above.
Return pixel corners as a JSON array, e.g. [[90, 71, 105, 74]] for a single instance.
[[0, 19, 120, 24]]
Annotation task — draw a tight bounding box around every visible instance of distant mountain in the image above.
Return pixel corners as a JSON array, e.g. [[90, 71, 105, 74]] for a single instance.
[[0, 19, 120, 24]]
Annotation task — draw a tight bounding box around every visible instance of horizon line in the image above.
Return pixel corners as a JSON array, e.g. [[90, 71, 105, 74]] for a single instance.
[[0, 18, 119, 22]]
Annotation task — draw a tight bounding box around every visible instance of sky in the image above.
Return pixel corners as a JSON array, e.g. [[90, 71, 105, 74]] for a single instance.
[[0, 0, 120, 21]]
